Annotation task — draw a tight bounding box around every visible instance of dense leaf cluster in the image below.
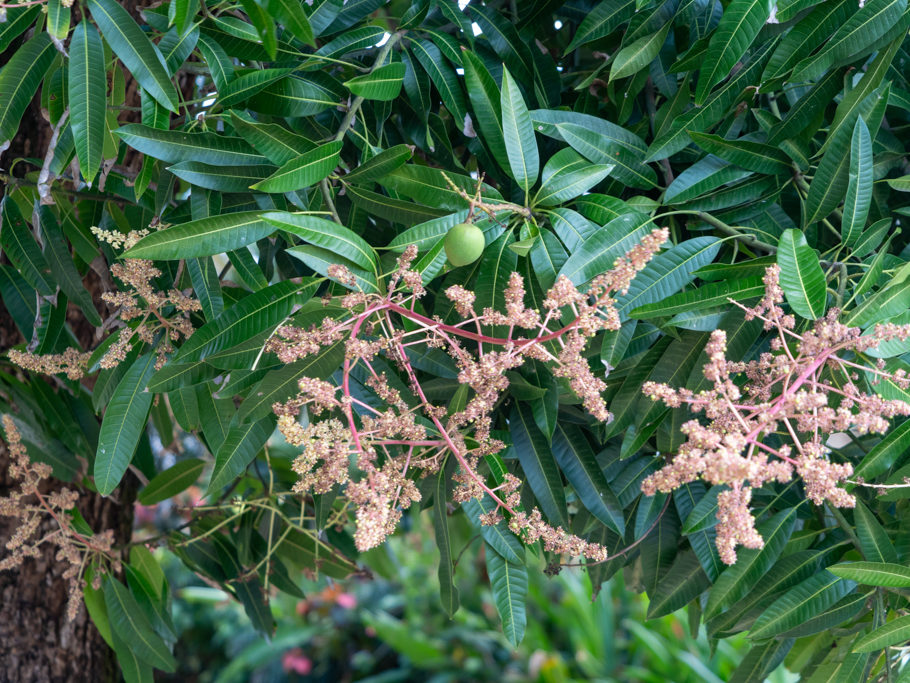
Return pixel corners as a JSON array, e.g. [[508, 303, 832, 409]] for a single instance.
[[4, 0, 910, 680]]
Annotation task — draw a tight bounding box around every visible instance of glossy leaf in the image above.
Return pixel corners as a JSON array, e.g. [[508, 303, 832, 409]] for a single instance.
[[776, 230, 827, 321]]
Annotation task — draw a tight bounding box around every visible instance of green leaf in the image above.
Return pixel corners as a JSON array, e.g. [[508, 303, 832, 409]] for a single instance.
[[842, 118, 873, 247], [854, 419, 910, 479], [69, 21, 106, 185], [853, 614, 910, 652], [37, 206, 102, 326], [803, 85, 889, 225], [286, 244, 379, 293], [648, 550, 711, 619], [776, 229, 827, 320], [630, 277, 765, 320], [463, 497, 525, 564], [791, 0, 907, 83], [236, 341, 344, 423], [552, 424, 624, 535], [617, 237, 721, 319], [748, 571, 855, 640], [695, 0, 770, 105], [500, 67, 539, 197], [167, 162, 274, 192], [206, 415, 276, 494], [408, 39, 468, 124], [268, 0, 315, 45], [688, 132, 791, 175], [95, 354, 157, 496], [565, 0, 635, 51], [855, 500, 898, 563], [485, 547, 528, 647], [345, 183, 447, 225], [175, 281, 308, 362], [558, 212, 653, 286], [87, 0, 179, 112], [433, 466, 459, 617], [0, 33, 56, 145], [229, 111, 314, 166], [705, 508, 798, 619], [533, 161, 613, 207], [262, 211, 378, 272], [551, 121, 657, 190], [103, 576, 176, 672], [342, 145, 412, 184], [728, 638, 794, 683], [344, 62, 405, 101], [138, 458, 206, 505], [830, 561, 910, 587], [115, 124, 268, 166], [461, 49, 508, 169], [251, 141, 342, 193], [510, 403, 568, 527], [845, 280, 910, 328], [610, 21, 671, 81], [0, 7, 41, 55], [124, 211, 275, 260]]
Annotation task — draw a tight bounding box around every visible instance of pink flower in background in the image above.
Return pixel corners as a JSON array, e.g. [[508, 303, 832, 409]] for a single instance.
[[282, 648, 312, 675], [335, 592, 356, 609]]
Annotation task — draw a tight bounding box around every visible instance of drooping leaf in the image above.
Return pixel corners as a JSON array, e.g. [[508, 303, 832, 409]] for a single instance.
[[95, 354, 157, 496], [776, 229, 827, 320], [500, 67, 539, 197]]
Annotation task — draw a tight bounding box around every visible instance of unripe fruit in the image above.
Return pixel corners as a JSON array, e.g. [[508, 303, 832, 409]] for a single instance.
[[444, 223, 485, 267]]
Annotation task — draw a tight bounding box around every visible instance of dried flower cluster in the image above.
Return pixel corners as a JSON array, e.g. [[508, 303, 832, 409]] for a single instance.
[[641, 265, 910, 564], [9, 228, 201, 377], [0, 415, 117, 620], [269, 232, 669, 557]]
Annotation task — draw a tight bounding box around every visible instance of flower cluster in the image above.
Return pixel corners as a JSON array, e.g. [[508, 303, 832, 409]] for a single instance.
[[641, 265, 910, 563], [0, 415, 117, 620], [269, 233, 669, 556], [10, 228, 201, 377]]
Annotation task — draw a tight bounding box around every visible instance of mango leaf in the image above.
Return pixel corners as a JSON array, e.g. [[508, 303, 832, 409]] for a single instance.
[[500, 67, 538, 197], [841, 118, 873, 247], [558, 212, 652, 286], [617, 237, 721, 319], [748, 571, 855, 640], [206, 415, 276, 494], [463, 497, 525, 564], [262, 211, 378, 272], [124, 212, 275, 260], [510, 403, 568, 527], [705, 508, 798, 618], [433, 466, 459, 617], [630, 278, 765, 320], [695, 0, 770, 105], [552, 121, 657, 190], [855, 500, 898, 563], [175, 281, 309, 362], [95, 354, 157, 496], [853, 419, 910, 479], [830, 561, 910, 587], [103, 576, 177, 672], [236, 341, 345, 423], [610, 21, 671, 81], [552, 424, 624, 535], [853, 614, 910, 652], [776, 230, 826, 320], [88, 0, 179, 112], [268, 0, 315, 45], [115, 124, 268, 166], [485, 547, 528, 647], [461, 49, 508, 169], [0, 33, 56, 145], [69, 21, 106, 185], [167, 162, 276, 192], [344, 62, 405, 101], [342, 145, 412, 184], [647, 550, 711, 619], [565, 0, 635, 51], [688, 132, 790, 175], [251, 141, 342, 193], [138, 459, 206, 505]]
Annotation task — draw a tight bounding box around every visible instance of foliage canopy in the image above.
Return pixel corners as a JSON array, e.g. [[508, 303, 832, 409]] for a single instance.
[[4, 0, 910, 680]]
